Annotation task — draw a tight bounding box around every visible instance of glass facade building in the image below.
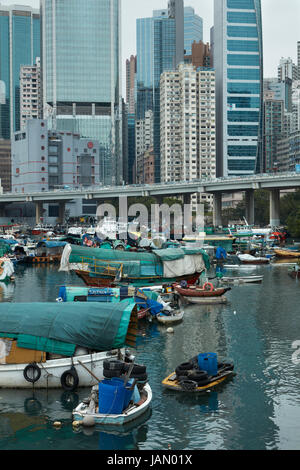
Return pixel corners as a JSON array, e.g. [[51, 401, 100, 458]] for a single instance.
[[0, 5, 40, 139], [41, 0, 122, 185], [213, 0, 263, 176], [184, 7, 203, 56]]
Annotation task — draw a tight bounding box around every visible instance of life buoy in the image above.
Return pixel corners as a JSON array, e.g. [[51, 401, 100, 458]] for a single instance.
[[203, 282, 214, 292], [60, 366, 79, 392], [23, 363, 41, 383]]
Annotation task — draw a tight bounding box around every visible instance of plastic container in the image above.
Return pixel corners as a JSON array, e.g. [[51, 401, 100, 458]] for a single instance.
[[98, 379, 126, 415], [198, 353, 218, 377], [110, 378, 134, 409]]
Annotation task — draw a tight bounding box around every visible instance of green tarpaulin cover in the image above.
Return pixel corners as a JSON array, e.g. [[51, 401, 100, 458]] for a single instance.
[[0, 300, 135, 352]]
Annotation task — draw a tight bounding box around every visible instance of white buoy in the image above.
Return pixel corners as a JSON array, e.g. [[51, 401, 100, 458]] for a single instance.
[[72, 421, 81, 428], [82, 415, 95, 427], [53, 421, 62, 428], [167, 327, 174, 334]]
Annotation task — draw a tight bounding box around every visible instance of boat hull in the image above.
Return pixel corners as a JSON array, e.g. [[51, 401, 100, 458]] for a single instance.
[[73, 383, 152, 426], [75, 270, 200, 288], [162, 370, 234, 393], [275, 249, 300, 259], [0, 351, 122, 389], [156, 310, 184, 324], [174, 285, 229, 298], [180, 295, 227, 305]]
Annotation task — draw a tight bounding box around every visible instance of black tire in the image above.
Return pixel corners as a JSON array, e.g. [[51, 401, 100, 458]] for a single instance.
[[103, 369, 122, 378], [103, 359, 125, 372], [60, 366, 79, 392], [179, 379, 197, 391], [187, 370, 209, 382], [24, 397, 42, 415], [177, 362, 193, 371], [23, 363, 41, 384], [122, 372, 148, 382], [196, 378, 211, 387], [123, 363, 147, 374]]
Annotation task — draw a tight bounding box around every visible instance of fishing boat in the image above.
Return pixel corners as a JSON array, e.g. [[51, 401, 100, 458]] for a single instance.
[[73, 381, 152, 427], [162, 354, 235, 393], [0, 300, 138, 389], [59, 244, 210, 288], [20, 241, 66, 264], [174, 282, 231, 304]]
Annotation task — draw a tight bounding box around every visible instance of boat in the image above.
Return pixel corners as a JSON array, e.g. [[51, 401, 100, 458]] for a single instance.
[[73, 381, 152, 427], [59, 243, 210, 288], [162, 354, 235, 393], [221, 275, 263, 284], [174, 283, 231, 304], [20, 241, 67, 264], [0, 258, 15, 283], [156, 310, 184, 325], [237, 254, 270, 265], [274, 248, 300, 259], [0, 300, 138, 389]]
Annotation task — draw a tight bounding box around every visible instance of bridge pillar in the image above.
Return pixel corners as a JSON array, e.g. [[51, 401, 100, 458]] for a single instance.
[[58, 202, 65, 225], [270, 189, 280, 227], [245, 190, 255, 226], [35, 202, 43, 225], [0, 204, 5, 218], [213, 193, 222, 228]]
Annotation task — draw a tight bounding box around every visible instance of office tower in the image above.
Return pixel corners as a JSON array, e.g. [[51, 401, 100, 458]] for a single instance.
[[292, 82, 300, 132], [263, 99, 285, 172], [298, 42, 300, 80], [41, 0, 122, 186], [135, 110, 154, 183], [126, 55, 137, 115], [0, 4, 40, 139], [213, 0, 263, 176], [136, 0, 184, 182], [184, 7, 203, 56], [20, 58, 42, 130], [278, 57, 298, 82], [160, 63, 216, 207]]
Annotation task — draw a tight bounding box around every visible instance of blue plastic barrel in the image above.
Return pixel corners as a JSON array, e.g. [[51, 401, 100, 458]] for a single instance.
[[109, 378, 134, 409], [98, 379, 126, 415], [198, 353, 218, 377]]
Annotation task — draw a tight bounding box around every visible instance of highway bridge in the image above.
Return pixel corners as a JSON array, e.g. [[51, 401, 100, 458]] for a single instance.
[[1, 172, 300, 226]]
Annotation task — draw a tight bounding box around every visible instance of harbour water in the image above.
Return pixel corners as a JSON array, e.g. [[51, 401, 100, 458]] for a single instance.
[[0, 263, 300, 450]]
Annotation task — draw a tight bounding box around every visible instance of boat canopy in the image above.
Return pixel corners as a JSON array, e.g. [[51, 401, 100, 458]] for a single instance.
[[0, 300, 136, 354], [59, 244, 210, 278], [38, 241, 67, 248]]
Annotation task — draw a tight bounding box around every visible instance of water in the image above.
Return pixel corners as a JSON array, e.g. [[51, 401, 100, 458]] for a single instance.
[[0, 263, 300, 450]]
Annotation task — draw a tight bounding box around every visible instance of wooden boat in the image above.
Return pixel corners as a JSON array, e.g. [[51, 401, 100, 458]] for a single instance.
[[0, 300, 138, 389], [174, 283, 230, 298], [162, 363, 235, 393], [274, 248, 300, 259], [59, 244, 209, 288], [73, 382, 152, 427]]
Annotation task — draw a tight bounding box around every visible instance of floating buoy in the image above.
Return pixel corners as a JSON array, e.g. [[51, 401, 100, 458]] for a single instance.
[[82, 415, 95, 427], [53, 421, 62, 428], [72, 421, 81, 428], [167, 327, 174, 334]]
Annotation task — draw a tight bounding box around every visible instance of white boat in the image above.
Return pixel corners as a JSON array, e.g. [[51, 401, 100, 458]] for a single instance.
[[179, 296, 227, 305], [156, 309, 184, 325], [221, 275, 263, 284], [73, 382, 152, 427], [0, 349, 125, 389]]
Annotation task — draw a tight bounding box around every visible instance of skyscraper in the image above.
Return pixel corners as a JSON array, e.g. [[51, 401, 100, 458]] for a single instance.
[[41, 0, 122, 185], [0, 4, 40, 139], [136, 0, 184, 182], [213, 0, 263, 176], [184, 7, 203, 56]]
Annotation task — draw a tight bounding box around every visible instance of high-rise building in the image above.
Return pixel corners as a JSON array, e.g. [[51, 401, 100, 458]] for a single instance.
[[213, 0, 263, 176], [0, 4, 40, 139], [126, 55, 137, 115], [160, 63, 216, 207], [136, 0, 184, 182], [278, 57, 298, 82], [184, 41, 211, 68], [41, 0, 122, 185], [263, 99, 285, 172], [297, 41, 300, 80], [20, 58, 42, 130], [184, 7, 203, 56]]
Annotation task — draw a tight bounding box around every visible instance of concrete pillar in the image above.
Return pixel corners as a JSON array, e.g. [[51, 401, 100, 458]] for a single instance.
[[245, 190, 255, 226], [58, 202, 65, 225], [35, 202, 43, 225], [269, 189, 280, 227], [182, 193, 191, 206], [213, 193, 222, 227]]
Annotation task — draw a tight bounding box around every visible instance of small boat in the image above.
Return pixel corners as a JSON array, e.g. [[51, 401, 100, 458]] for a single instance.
[[274, 248, 300, 259], [162, 355, 235, 393], [174, 283, 230, 304], [156, 309, 184, 325], [221, 275, 263, 285], [0, 258, 15, 283], [73, 381, 152, 427], [238, 254, 269, 265]]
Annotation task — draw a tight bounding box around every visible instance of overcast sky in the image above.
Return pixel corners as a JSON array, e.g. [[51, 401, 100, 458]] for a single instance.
[[1, 0, 299, 95]]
